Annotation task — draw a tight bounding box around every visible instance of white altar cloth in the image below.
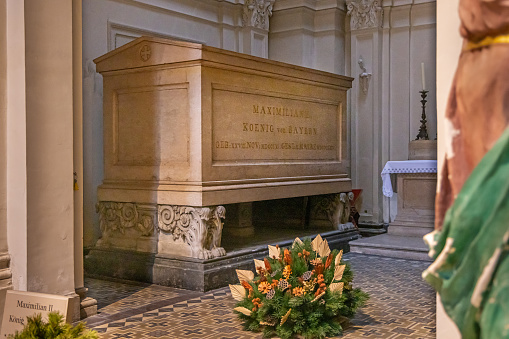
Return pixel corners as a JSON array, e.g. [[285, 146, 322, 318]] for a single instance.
[[381, 160, 437, 197]]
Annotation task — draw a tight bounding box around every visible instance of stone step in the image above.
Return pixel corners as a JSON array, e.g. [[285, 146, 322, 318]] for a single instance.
[[349, 234, 432, 261], [357, 222, 388, 238], [388, 224, 434, 237]]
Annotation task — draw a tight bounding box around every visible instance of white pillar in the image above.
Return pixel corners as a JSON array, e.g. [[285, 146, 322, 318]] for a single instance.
[[0, 0, 13, 292], [436, 0, 461, 337], [6, 0, 28, 292], [2, 0, 96, 322], [73, 0, 97, 319], [347, 0, 384, 224], [24, 0, 75, 297]]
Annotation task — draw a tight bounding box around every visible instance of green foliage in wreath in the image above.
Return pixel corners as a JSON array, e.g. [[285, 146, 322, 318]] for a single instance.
[[230, 236, 369, 339], [9, 312, 98, 339]]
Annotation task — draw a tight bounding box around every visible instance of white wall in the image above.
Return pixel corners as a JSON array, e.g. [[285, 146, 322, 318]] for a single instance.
[[269, 0, 347, 75], [385, 0, 437, 160]]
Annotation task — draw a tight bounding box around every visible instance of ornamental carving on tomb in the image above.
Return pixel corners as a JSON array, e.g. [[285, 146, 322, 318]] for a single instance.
[[313, 192, 355, 228], [96, 202, 156, 237], [139, 44, 151, 62], [158, 205, 226, 259], [346, 0, 383, 30], [243, 0, 275, 30]]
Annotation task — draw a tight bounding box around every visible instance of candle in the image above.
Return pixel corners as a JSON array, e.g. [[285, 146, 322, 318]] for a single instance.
[[421, 62, 426, 91]]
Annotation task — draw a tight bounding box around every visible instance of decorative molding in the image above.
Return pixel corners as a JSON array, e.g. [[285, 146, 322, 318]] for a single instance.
[[242, 0, 275, 30], [158, 205, 226, 259], [346, 0, 383, 30], [358, 56, 372, 94], [95, 202, 226, 259], [107, 21, 205, 51], [273, 0, 347, 12], [96, 202, 156, 237], [313, 192, 355, 227]]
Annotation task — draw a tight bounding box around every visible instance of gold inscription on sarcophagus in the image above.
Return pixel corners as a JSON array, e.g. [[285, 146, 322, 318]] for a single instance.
[[212, 87, 341, 162]]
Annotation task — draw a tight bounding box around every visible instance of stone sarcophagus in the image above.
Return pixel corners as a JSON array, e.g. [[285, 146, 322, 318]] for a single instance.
[[92, 36, 353, 271]]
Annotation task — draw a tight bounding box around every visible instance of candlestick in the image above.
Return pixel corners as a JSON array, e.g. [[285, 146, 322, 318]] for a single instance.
[[416, 90, 429, 140], [421, 62, 426, 90]]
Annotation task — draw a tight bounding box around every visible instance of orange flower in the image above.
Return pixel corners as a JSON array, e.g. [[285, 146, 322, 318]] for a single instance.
[[284, 249, 292, 265], [325, 253, 333, 269], [258, 281, 272, 294], [315, 264, 324, 276], [282, 265, 292, 279], [252, 297, 263, 311], [292, 287, 305, 297], [264, 258, 272, 273], [241, 280, 253, 291], [311, 258, 322, 266]]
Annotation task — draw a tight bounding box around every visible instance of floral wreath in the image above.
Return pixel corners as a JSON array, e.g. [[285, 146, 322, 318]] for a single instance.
[[230, 235, 368, 339]]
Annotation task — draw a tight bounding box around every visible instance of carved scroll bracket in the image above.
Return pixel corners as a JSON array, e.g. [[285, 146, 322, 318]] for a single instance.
[[358, 56, 372, 94], [346, 0, 383, 30], [242, 0, 275, 30], [158, 205, 226, 260], [96, 202, 156, 238]]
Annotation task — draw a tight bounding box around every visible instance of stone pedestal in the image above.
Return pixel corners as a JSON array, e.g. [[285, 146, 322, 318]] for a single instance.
[[85, 229, 359, 291], [389, 172, 436, 237]]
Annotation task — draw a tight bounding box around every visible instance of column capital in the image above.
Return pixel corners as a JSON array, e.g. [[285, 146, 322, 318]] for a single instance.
[[242, 0, 275, 30], [346, 0, 383, 30]]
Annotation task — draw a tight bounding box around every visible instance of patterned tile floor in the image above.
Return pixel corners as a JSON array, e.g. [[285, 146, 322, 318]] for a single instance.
[[84, 253, 436, 338]]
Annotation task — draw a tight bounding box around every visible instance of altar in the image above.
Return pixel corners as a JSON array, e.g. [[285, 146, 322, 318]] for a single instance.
[[382, 160, 437, 236]]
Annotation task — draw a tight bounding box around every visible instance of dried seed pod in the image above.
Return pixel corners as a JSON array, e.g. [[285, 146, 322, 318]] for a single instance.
[[266, 288, 275, 300], [278, 279, 290, 291], [301, 271, 313, 281]]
